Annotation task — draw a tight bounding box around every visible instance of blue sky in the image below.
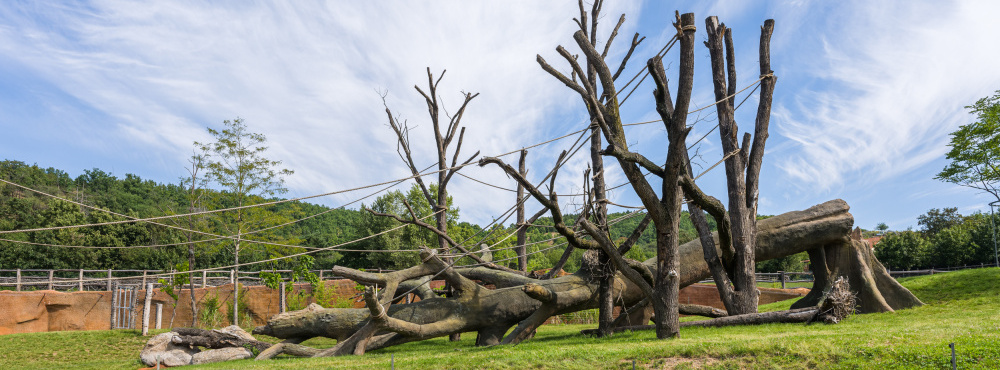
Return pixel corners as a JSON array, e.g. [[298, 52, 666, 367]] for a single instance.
[[2, 1, 999, 232]]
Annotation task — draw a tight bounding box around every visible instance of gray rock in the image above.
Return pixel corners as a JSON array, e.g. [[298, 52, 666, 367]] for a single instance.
[[139, 332, 199, 367], [190, 347, 253, 365], [213, 325, 256, 342]]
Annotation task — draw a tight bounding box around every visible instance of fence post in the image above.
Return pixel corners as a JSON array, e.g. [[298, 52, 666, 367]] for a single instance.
[[107, 269, 113, 291], [142, 283, 153, 335], [279, 281, 287, 313], [47, 270, 54, 290], [202, 270, 208, 288], [141, 270, 147, 290], [15, 269, 21, 291], [155, 303, 163, 330], [78, 269, 84, 291], [231, 269, 238, 327], [779, 271, 786, 289], [318, 270, 324, 281], [950, 343, 956, 369], [109, 282, 117, 329]]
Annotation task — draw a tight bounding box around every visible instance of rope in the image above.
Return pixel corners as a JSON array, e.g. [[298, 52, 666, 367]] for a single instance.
[[0, 164, 429, 250], [688, 74, 772, 114], [0, 209, 444, 286], [0, 163, 468, 235], [686, 81, 761, 151], [0, 164, 460, 234], [694, 149, 740, 181]]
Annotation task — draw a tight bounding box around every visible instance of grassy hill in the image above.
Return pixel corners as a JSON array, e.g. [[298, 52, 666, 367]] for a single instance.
[[1, 268, 997, 369]]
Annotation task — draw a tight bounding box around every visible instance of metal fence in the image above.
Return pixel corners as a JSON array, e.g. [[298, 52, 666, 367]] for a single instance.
[[698, 262, 1000, 289], [0, 268, 354, 292]]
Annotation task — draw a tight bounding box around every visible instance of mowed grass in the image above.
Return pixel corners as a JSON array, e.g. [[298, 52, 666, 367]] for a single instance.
[[1, 268, 997, 369]]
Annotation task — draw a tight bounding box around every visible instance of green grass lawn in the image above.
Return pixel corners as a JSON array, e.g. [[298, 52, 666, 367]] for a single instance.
[[1, 268, 997, 369]]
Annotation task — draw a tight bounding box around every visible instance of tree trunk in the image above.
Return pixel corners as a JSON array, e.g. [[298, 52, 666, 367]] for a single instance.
[[254, 200, 873, 347], [516, 149, 528, 272], [172, 327, 273, 353], [791, 232, 923, 313]]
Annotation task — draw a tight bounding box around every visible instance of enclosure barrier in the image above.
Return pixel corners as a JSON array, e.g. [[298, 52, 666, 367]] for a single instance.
[[0, 268, 383, 292], [2, 263, 996, 292]]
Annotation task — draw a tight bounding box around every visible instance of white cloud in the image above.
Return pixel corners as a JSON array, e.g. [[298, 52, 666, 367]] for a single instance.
[[772, 0, 1000, 192], [0, 1, 643, 224]]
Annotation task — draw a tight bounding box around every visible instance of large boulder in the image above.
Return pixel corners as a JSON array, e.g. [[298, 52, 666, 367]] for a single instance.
[[139, 332, 200, 367], [190, 347, 253, 365]]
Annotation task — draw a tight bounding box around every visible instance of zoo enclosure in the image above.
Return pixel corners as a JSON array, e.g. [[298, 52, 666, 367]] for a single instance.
[[4, 262, 996, 292], [0, 268, 367, 292]]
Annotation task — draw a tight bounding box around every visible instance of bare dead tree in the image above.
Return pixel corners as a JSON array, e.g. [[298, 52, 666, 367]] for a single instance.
[[676, 17, 777, 315], [535, 6, 697, 338], [252, 200, 885, 359], [235, 8, 924, 362], [377, 69, 531, 275]]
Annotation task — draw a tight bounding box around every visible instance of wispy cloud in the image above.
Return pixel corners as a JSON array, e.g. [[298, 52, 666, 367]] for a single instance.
[[772, 0, 1000, 193], [0, 1, 642, 223]]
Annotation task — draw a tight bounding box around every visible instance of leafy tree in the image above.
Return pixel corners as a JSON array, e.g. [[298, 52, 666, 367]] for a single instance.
[[929, 223, 977, 268], [157, 261, 191, 328], [350, 183, 458, 270], [937, 90, 1000, 202], [966, 212, 1000, 266], [196, 117, 295, 326], [876, 223, 889, 235], [917, 207, 965, 239], [874, 230, 930, 270]]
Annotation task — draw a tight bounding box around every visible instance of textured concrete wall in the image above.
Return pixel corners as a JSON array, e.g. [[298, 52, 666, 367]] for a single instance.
[[0, 280, 368, 335]]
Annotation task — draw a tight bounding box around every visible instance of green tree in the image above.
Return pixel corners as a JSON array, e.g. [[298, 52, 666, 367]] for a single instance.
[[874, 230, 930, 270], [937, 90, 1000, 203], [163, 152, 211, 327], [351, 183, 458, 270], [929, 223, 977, 268], [196, 117, 294, 326], [917, 207, 964, 239], [966, 212, 1000, 266]]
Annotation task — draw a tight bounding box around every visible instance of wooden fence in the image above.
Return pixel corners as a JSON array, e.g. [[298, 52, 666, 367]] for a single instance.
[[2, 262, 997, 292], [0, 268, 365, 292]]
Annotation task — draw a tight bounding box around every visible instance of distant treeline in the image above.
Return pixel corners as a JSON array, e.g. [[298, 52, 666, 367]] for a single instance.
[[0, 160, 842, 274], [874, 207, 999, 270]]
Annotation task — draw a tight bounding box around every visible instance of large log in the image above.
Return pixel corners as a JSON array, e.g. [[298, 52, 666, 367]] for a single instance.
[[253, 200, 858, 348]]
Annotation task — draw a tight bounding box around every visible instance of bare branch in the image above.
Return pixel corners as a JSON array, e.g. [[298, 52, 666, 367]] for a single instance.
[[612, 33, 644, 82], [746, 19, 776, 211], [579, 218, 654, 298], [478, 155, 599, 250], [536, 54, 589, 98], [602, 14, 627, 59], [600, 144, 665, 177], [678, 175, 734, 265]]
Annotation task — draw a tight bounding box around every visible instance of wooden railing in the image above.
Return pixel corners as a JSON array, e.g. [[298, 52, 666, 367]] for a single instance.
[[0, 268, 362, 292]]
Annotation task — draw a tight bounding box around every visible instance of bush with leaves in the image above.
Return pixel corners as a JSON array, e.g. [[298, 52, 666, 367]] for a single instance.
[[157, 261, 190, 329], [875, 230, 931, 270]]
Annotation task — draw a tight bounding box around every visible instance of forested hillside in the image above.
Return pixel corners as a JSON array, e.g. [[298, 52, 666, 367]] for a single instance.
[[0, 159, 722, 273]]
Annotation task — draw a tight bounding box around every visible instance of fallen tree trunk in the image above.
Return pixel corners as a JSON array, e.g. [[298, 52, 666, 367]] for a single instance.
[[254, 200, 857, 348], [611, 307, 820, 333], [792, 228, 923, 313], [608, 276, 858, 334], [172, 327, 272, 353]]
